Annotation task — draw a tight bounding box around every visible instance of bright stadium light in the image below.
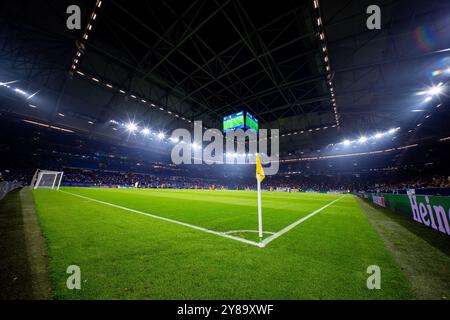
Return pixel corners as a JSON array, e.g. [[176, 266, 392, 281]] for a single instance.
[[157, 132, 165, 140], [358, 136, 368, 143], [388, 128, 397, 134], [0, 80, 19, 87], [126, 122, 137, 132], [141, 128, 150, 135], [343, 139, 351, 146], [14, 88, 28, 95], [428, 85, 443, 96], [374, 132, 383, 139], [424, 96, 432, 102]]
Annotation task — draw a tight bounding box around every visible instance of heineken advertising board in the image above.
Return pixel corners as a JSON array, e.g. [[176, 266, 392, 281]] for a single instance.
[[366, 193, 450, 237]]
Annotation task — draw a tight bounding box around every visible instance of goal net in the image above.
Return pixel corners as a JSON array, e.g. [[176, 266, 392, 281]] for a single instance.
[[31, 169, 64, 190]]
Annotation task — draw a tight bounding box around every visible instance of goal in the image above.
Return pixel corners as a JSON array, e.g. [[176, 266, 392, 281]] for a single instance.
[[30, 169, 64, 190]]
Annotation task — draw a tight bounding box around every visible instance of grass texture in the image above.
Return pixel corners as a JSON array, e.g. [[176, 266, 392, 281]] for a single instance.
[[32, 187, 412, 299]]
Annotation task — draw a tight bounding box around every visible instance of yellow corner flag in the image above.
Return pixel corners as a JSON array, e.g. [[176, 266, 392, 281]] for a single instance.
[[255, 153, 265, 182], [256, 153, 264, 239]]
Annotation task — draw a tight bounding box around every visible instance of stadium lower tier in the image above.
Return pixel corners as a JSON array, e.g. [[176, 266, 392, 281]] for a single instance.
[[1, 166, 449, 195]]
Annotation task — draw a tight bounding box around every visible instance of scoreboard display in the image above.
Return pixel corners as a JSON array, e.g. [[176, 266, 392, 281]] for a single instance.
[[245, 112, 258, 133], [223, 111, 258, 133], [223, 111, 245, 132]]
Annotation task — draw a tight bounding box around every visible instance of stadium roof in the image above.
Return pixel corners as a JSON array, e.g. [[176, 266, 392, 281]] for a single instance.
[[0, 0, 449, 154]]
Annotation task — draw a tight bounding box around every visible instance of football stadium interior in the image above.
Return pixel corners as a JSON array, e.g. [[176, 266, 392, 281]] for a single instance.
[[0, 0, 449, 302]]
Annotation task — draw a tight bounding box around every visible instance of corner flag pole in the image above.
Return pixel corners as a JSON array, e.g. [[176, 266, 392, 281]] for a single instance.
[[257, 173, 263, 238], [255, 153, 265, 239]]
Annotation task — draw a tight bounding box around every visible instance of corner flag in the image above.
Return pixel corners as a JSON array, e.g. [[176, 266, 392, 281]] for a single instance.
[[255, 153, 265, 182], [256, 153, 265, 239]]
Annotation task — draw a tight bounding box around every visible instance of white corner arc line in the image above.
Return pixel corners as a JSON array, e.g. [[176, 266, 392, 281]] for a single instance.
[[260, 195, 347, 248], [60, 190, 262, 248]]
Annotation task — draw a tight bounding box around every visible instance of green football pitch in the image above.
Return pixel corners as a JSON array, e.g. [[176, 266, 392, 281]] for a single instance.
[[32, 187, 412, 299]]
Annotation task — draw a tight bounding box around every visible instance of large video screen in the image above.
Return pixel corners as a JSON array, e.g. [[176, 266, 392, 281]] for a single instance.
[[245, 112, 258, 133], [223, 111, 245, 132]]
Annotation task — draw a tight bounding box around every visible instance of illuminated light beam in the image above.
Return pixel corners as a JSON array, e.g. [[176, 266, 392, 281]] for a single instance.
[[14, 88, 28, 95], [279, 144, 419, 163], [397, 144, 418, 150], [26, 90, 40, 100], [22, 119, 74, 133], [0, 80, 19, 86]]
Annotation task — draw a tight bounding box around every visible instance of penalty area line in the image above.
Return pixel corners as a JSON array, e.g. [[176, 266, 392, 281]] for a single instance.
[[260, 195, 347, 248], [59, 190, 262, 248]]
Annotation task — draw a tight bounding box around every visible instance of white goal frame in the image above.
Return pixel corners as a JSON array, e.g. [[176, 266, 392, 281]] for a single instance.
[[31, 169, 64, 190]]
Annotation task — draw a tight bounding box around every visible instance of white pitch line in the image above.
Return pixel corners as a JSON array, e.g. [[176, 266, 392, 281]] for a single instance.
[[260, 195, 347, 248], [224, 230, 275, 235], [60, 190, 262, 248]]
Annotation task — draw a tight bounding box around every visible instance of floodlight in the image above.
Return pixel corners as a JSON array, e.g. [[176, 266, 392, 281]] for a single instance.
[[157, 132, 165, 139], [0, 80, 19, 87], [25, 89, 40, 100], [358, 136, 368, 143], [343, 139, 351, 146], [126, 122, 137, 132], [141, 128, 150, 135], [388, 128, 396, 134], [427, 86, 442, 96], [14, 88, 27, 95], [424, 96, 432, 102], [374, 133, 383, 139]]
